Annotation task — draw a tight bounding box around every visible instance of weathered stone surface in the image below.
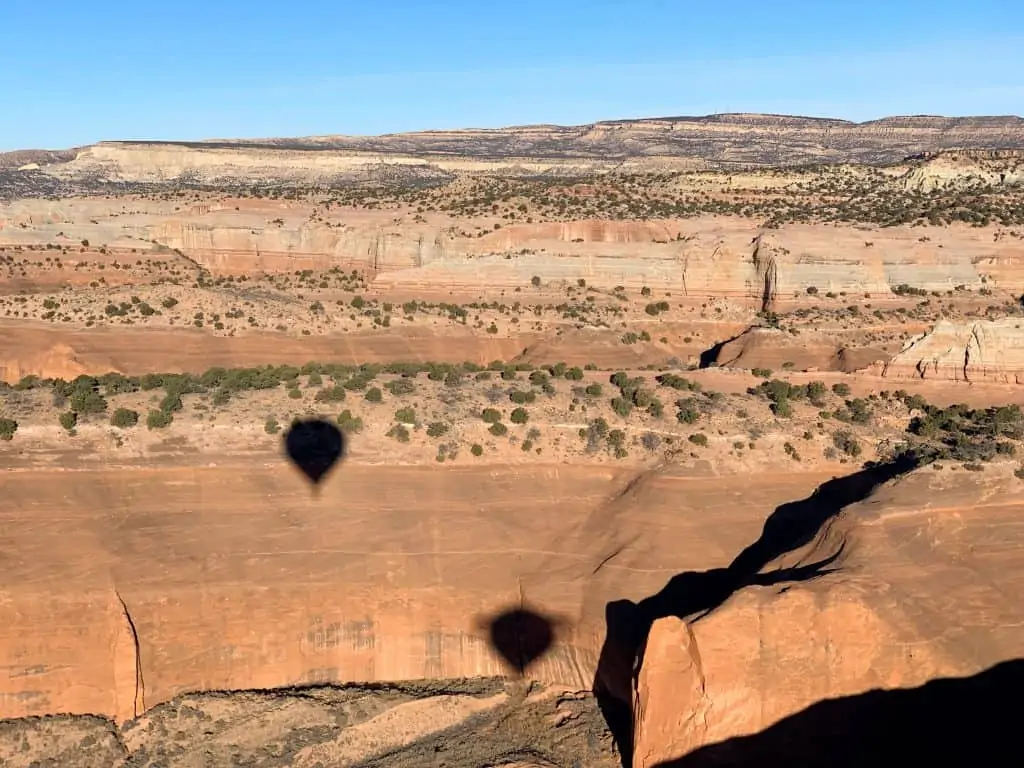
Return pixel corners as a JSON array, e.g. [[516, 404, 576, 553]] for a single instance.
[[630, 466, 1024, 764], [877, 318, 1024, 383]]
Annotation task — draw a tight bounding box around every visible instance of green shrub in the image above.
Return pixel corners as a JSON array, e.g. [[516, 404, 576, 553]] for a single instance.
[[0, 417, 17, 440], [264, 417, 281, 434], [688, 433, 708, 447], [471, 443, 483, 456], [489, 422, 508, 436], [676, 397, 700, 424], [387, 424, 410, 442], [146, 410, 173, 430], [584, 383, 603, 397], [611, 397, 633, 418], [385, 378, 416, 395], [59, 411, 78, 431], [426, 421, 449, 437], [481, 408, 502, 423], [395, 406, 417, 423], [315, 385, 347, 402], [510, 407, 529, 424], [110, 408, 139, 428], [364, 387, 383, 403], [832, 430, 861, 457], [70, 389, 108, 414], [832, 382, 851, 397], [337, 410, 364, 433]]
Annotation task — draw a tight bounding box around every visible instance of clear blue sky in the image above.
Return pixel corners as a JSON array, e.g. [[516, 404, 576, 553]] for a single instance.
[[2, 0, 1022, 150]]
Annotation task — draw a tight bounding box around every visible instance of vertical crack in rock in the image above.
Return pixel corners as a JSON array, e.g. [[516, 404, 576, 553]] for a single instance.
[[683, 622, 711, 735], [751, 235, 778, 313], [965, 323, 984, 383], [116, 590, 145, 717]]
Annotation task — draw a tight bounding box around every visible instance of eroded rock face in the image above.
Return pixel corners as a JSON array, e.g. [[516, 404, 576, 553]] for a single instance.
[[630, 466, 1024, 765], [707, 326, 890, 373], [877, 318, 1024, 383]]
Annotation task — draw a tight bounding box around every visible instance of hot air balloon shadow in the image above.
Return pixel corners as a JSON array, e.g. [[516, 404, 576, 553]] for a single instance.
[[283, 418, 347, 493]]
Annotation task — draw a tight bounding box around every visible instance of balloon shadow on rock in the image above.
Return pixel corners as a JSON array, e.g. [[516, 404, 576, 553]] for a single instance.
[[477, 606, 569, 678], [593, 450, 930, 766], [654, 657, 1024, 767]]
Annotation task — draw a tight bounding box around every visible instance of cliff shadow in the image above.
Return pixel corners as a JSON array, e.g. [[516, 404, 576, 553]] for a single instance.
[[654, 658, 1024, 767], [593, 451, 928, 766]]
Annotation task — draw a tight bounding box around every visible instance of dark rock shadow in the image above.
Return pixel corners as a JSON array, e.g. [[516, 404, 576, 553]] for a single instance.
[[654, 658, 1024, 767], [594, 450, 928, 765]]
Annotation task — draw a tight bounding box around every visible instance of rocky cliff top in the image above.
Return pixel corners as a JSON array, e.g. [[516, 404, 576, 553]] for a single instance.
[[5, 113, 1023, 173]]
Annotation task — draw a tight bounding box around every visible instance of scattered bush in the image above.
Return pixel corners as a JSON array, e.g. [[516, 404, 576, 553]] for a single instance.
[[110, 408, 139, 428], [0, 417, 17, 440], [146, 410, 173, 430], [59, 411, 77, 431], [337, 410, 364, 433], [688, 433, 708, 447], [426, 421, 449, 437], [489, 422, 508, 436], [510, 407, 529, 424]]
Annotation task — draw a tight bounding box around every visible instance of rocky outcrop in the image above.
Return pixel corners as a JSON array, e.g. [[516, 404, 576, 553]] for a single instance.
[[706, 326, 890, 373], [876, 319, 1024, 383], [629, 465, 1024, 765], [900, 150, 1024, 192]]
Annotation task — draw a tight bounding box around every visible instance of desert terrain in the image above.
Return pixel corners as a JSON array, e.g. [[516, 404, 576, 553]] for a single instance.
[[1, 114, 1024, 767]]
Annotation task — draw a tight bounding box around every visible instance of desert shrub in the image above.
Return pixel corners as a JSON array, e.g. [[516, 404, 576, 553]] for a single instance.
[[510, 389, 536, 404], [611, 397, 633, 418], [0, 417, 17, 440], [489, 422, 508, 436], [656, 373, 700, 391], [146, 410, 173, 430], [426, 421, 449, 437], [676, 397, 700, 424], [751, 368, 772, 379], [59, 411, 77, 431], [70, 388, 108, 415], [481, 408, 502, 423], [584, 383, 603, 397], [688, 433, 708, 447], [641, 432, 661, 451], [364, 387, 383, 403], [471, 443, 483, 456], [832, 382, 851, 396], [832, 430, 862, 457], [160, 391, 184, 412], [287, 387, 302, 399], [161, 297, 178, 309], [110, 408, 139, 428], [331, 410, 361, 433], [579, 417, 609, 452], [385, 378, 416, 395], [264, 417, 281, 434], [387, 424, 410, 442], [395, 407, 417, 424], [510, 407, 529, 424]]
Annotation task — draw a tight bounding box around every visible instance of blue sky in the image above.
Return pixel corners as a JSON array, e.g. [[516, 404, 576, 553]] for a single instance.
[[2, 0, 1022, 149]]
